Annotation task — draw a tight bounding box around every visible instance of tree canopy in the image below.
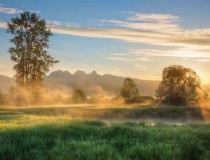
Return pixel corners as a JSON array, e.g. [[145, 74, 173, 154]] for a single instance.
[[156, 65, 204, 106], [121, 78, 139, 103], [7, 11, 58, 88]]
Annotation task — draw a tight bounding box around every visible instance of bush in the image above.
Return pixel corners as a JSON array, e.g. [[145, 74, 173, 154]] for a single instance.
[[72, 89, 87, 103]]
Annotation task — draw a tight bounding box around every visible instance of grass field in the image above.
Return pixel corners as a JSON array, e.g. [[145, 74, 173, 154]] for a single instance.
[[1, 105, 210, 160]]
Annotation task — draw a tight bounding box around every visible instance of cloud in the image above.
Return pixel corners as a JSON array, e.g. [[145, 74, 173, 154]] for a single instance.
[[0, 22, 6, 28], [50, 25, 210, 48], [47, 20, 80, 28], [102, 19, 181, 33], [105, 53, 151, 62], [128, 47, 210, 58], [50, 11, 210, 59], [50, 26, 167, 45], [137, 57, 151, 62], [0, 6, 40, 14], [128, 12, 179, 22], [1, 12, 210, 54], [196, 59, 210, 62], [105, 57, 132, 61], [0, 6, 23, 14], [104, 46, 210, 63], [48, 13, 210, 48], [101, 12, 181, 34]]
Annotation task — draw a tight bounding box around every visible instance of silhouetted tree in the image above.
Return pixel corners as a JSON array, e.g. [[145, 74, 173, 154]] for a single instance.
[[121, 78, 139, 103], [72, 89, 87, 103], [7, 11, 58, 88], [156, 65, 204, 106]]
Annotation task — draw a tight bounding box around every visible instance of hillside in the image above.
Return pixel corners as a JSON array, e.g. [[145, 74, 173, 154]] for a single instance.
[[0, 75, 14, 93]]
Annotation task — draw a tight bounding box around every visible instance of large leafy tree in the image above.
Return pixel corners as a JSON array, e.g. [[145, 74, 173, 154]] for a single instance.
[[121, 78, 139, 102], [156, 65, 203, 106], [7, 11, 58, 88]]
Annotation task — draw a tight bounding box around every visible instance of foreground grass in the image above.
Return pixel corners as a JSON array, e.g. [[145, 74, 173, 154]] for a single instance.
[[1, 121, 210, 160], [1, 105, 210, 160]]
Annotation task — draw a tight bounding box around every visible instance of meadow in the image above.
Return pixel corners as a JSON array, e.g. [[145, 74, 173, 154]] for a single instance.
[[1, 104, 210, 160]]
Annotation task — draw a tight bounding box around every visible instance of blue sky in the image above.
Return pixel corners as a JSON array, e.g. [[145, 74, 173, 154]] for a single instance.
[[1, 0, 210, 83]]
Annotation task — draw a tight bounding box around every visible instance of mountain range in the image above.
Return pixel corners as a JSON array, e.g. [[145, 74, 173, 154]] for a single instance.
[[1, 70, 210, 97], [0, 70, 160, 96], [45, 70, 160, 96]]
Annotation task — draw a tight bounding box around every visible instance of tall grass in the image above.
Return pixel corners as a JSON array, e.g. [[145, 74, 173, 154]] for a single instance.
[[1, 121, 210, 160]]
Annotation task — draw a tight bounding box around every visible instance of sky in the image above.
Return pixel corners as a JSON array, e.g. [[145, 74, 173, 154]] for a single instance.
[[0, 0, 210, 83]]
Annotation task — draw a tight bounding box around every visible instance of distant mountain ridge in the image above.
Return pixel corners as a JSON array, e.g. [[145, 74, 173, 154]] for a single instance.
[[0, 70, 159, 96], [1, 70, 210, 97], [45, 70, 160, 96]]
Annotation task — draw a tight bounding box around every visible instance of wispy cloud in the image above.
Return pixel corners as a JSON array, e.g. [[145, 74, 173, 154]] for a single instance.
[[48, 13, 210, 48], [50, 25, 210, 48], [49, 12, 210, 59], [0, 6, 40, 14], [128, 47, 210, 58], [105, 57, 133, 62], [128, 12, 179, 22], [104, 46, 210, 63], [196, 59, 210, 62], [47, 20, 80, 28], [102, 19, 181, 33], [104, 53, 151, 62], [0, 6, 23, 14], [1, 12, 210, 57], [0, 22, 6, 28], [137, 57, 151, 62], [102, 12, 181, 34]]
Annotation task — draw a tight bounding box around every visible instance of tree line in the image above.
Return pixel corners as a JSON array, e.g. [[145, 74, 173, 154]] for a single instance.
[[121, 65, 205, 106]]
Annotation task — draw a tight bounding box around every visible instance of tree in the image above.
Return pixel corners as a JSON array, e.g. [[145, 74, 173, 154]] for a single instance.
[[7, 11, 58, 88], [121, 78, 139, 103], [156, 65, 204, 106], [72, 89, 87, 103]]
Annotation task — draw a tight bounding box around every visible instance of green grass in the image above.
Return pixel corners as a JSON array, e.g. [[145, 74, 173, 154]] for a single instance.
[[0, 105, 210, 160], [1, 121, 210, 160]]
